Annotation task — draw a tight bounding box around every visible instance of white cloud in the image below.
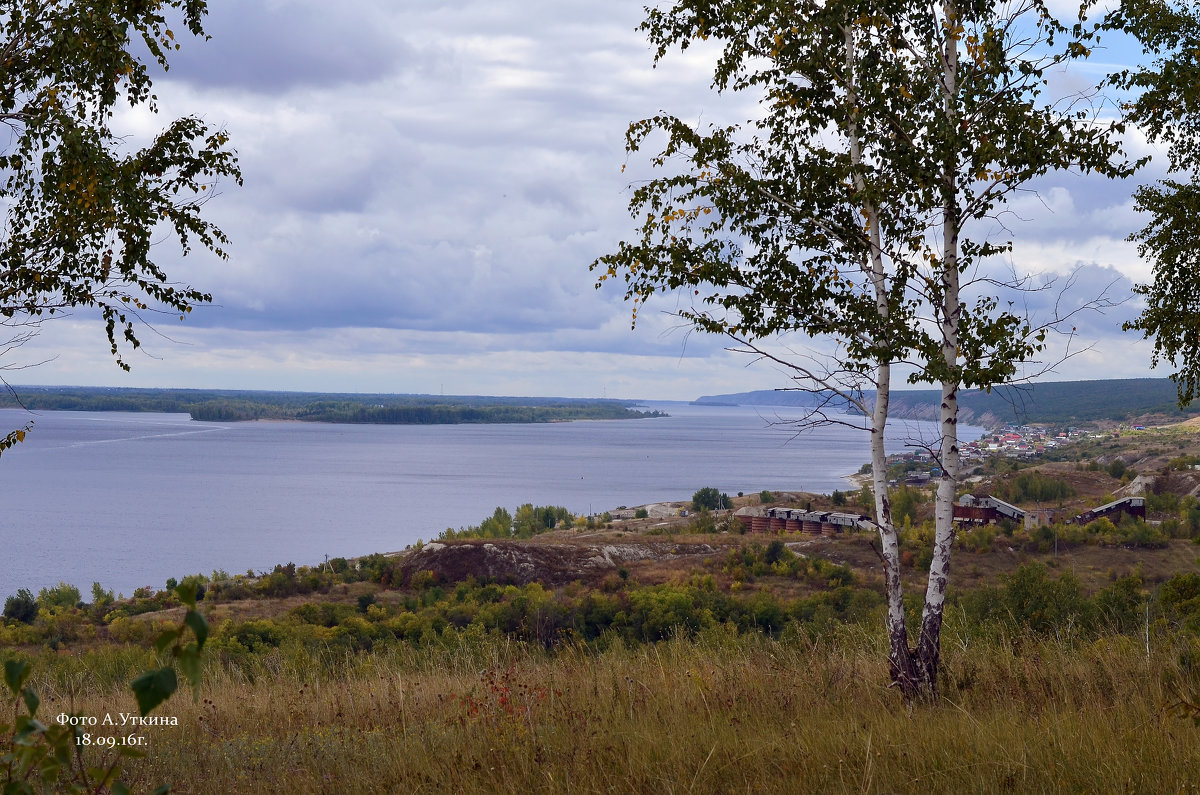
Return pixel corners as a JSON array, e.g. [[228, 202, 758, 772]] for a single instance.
[[4, 1, 1178, 400]]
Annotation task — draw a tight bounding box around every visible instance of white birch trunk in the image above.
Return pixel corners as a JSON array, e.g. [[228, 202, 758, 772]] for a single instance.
[[917, 0, 963, 697], [843, 22, 918, 691]]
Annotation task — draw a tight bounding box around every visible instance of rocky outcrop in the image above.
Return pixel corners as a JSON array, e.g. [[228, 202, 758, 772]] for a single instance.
[[398, 540, 716, 586]]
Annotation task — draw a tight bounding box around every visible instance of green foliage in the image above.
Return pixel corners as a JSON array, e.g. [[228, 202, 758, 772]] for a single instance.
[[88, 582, 115, 620], [1082, 516, 1169, 549], [0, 1, 241, 401], [594, 0, 1138, 403], [440, 504, 576, 541], [202, 569, 880, 652], [1095, 572, 1148, 635], [759, 490, 775, 504], [855, 485, 872, 510], [993, 470, 1076, 504], [898, 523, 935, 571], [691, 487, 731, 512], [1147, 490, 1182, 514], [720, 543, 855, 589], [1108, 459, 1128, 479], [37, 582, 81, 612], [1186, 500, 1200, 538], [634, 508, 650, 519], [1114, 0, 1200, 406], [1159, 573, 1200, 633], [513, 504, 573, 538], [889, 485, 926, 526], [131, 582, 209, 715], [958, 524, 996, 554], [686, 511, 719, 534], [2, 583, 207, 792], [964, 564, 1093, 635], [3, 589, 37, 624], [592, 0, 1169, 697]]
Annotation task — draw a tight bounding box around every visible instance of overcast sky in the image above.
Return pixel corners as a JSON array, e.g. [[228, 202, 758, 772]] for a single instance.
[[7, 0, 1176, 401]]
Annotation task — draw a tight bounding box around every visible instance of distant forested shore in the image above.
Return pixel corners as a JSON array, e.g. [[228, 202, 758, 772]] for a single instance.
[[696, 377, 1200, 425], [0, 386, 666, 424]]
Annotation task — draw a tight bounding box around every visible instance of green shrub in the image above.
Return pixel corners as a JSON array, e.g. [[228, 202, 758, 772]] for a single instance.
[[1159, 573, 1200, 633], [998, 563, 1093, 635], [692, 487, 731, 511], [3, 589, 37, 624], [959, 525, 995, 554], [180, 574, 208, 601], [441, 504, 575, 540], [1147, 490, 1181, 513], [411, 569, 438, 590], [890, 485, 926, 525], [856, 484, 873, 509], [634, 508, 649, 519], [1168, 454, 1200, 470], [1094, 572, 1147, 634], [993, 470, 1076, 503], [37, 582, 81, 611], [1122, 521, 1169, 549], [688, 511, 739, 534], [224, 620, 287, 653]]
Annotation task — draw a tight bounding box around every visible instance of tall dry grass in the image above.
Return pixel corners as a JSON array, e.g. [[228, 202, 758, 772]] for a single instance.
[[35, 624, 1200, 793]]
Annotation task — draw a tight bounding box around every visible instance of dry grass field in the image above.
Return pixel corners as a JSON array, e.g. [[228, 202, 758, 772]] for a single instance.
[[23, 627, 1200, 794]]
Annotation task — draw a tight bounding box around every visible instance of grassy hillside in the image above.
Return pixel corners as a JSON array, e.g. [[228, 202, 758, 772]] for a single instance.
[[12, 628, 1200, 793], [6, 538, 1200, 792]]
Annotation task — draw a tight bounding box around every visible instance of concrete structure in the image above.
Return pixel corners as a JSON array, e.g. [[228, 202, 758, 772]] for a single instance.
[[1073, 497, 1146, 525], [1023, 508, 1058, 529]]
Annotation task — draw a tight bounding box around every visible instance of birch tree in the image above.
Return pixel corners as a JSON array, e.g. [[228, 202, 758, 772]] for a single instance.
[[0, 0, 241, 453], [595, 0, 1136, 698]]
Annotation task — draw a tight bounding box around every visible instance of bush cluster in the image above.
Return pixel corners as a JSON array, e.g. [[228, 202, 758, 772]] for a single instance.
[[991, 470, 1076, 504], [720, 542, 855, 588], [956, 564, 1200, 639], [204, 575, 885, 658], [440, 504, 575, 541], [691, 487, 732, 512]]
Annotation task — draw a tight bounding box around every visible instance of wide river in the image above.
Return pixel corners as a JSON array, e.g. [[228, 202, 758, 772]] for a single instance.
[[0, 403, 980, 597]]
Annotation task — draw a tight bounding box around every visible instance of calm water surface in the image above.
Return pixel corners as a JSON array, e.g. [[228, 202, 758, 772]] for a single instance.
[[0, 404, 978, 596]]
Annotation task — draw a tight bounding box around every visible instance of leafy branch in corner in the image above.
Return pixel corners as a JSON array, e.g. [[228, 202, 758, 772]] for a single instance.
[[1, 583, 208, 793]]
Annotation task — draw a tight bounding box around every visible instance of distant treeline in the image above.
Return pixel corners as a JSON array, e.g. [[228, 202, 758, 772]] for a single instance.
[[696, 378, 1200, 424], [0, 386, 666, 425]]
